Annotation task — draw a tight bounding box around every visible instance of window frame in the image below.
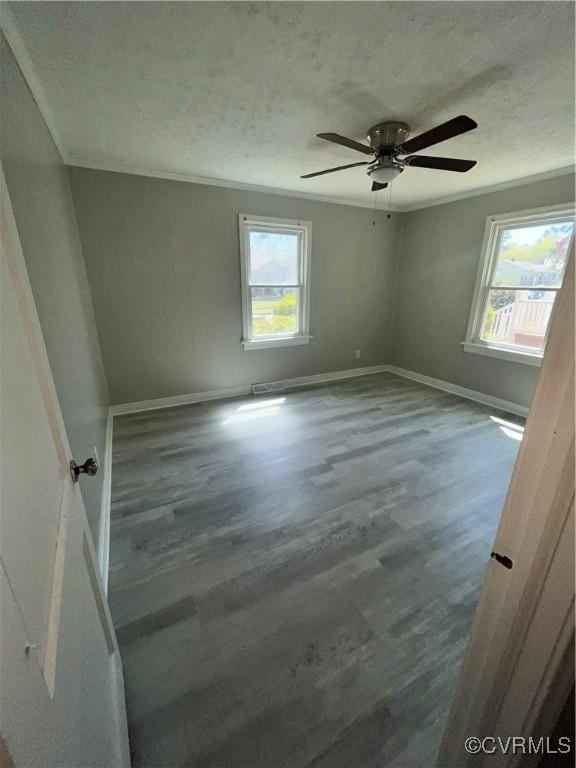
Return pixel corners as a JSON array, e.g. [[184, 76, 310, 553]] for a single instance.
[[239, 213, 312, 350], [463, 203, 575, 366]]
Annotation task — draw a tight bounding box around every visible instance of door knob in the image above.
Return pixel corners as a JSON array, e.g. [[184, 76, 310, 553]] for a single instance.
[[70, 457, 98, 483]]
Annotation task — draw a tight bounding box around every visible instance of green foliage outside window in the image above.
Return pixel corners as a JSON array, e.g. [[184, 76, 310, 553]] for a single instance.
[[273, 292, 297, 316], [252, 291, 298, 336], [253, 315, 297, 335]]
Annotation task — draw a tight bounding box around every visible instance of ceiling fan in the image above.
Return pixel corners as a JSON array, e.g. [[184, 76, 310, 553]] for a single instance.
[[301, 115, 478, 191]]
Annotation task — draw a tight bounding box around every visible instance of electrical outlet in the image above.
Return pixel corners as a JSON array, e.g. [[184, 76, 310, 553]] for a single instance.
[[355, 349, 361, 360]]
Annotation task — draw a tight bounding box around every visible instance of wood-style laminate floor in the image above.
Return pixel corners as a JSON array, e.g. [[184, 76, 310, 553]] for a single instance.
[[108, 373, 524, 768]]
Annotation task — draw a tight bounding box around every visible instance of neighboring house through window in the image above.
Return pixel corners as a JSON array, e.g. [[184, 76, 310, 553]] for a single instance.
[[464, 203, 575, 365], [239, 214, 312, 349]]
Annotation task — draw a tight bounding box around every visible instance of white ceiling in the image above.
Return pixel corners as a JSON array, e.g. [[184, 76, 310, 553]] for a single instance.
[[4, 1, 575, 210]]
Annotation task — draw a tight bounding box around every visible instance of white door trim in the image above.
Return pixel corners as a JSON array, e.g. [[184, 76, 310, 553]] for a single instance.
[[97, 410, 113, 594]]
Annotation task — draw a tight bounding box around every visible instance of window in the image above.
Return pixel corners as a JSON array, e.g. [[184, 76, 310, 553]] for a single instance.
[[239, 214, 312, 349], [464, 204, 574, 365]]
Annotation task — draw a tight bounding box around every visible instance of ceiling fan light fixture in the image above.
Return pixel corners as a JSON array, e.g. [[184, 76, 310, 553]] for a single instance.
[[368, 163, 403, 184]]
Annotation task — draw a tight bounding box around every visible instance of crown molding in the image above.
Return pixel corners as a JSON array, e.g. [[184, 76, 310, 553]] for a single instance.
[[67, 157, 574, 214], [66, 157, 400, 212], [398, 165, 575, 212], [1, 4, 69, 163]]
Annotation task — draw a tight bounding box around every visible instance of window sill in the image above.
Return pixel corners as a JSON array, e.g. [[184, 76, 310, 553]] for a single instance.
[[461, 341, 542, 367], [242, 335, 312, 351]]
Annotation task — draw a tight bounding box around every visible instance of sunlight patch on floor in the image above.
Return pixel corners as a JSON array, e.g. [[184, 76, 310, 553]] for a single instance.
[[490, 414, 524, 442], [222, 397, 286, 425]]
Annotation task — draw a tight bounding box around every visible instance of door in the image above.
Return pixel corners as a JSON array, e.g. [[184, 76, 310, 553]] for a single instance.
[[0, 170, 130, 766]]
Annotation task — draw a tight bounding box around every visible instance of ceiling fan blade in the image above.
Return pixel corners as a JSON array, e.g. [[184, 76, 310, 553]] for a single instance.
[[405, 155, 477, 172], [398, 116, 477, 155], [317, 133, 374, 155], [301, 161, 369, 179], [371, 181, 388, 191]]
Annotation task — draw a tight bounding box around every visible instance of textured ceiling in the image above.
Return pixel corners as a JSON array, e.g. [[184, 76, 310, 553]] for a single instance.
[[4, 1, 575, 209]]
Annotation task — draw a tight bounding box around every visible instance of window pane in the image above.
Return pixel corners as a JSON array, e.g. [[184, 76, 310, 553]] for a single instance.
[[251, 288, 299, 337], [492, 222, 574, 288], [249, 231, 300, 285], [480, 288, 556, 352]]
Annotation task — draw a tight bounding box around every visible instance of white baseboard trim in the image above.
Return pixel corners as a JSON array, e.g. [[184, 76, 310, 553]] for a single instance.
[[109, 364, 528, 418], [109, 364, 390, 416], [97, 410, 113, 594], [385, 365, 529, 418], [110, 384, 254, 416], [282, 364, 390, 391]]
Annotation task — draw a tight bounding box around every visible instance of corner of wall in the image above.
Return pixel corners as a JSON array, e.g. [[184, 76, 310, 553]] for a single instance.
[[386, 208, 407, 366]]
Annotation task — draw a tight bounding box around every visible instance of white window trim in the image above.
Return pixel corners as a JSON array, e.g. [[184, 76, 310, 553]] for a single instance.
[[463, 202, 575, 366], [239, 213, 312, 350]]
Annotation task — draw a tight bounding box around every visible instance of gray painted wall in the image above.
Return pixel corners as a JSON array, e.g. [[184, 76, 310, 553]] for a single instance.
[[390, 174, 575, 409], [69, 168, 401, 405], [1, 34, 110, 546]]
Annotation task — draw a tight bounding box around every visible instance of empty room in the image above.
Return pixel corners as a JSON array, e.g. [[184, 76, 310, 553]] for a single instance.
[[1, 2, 574, 767]]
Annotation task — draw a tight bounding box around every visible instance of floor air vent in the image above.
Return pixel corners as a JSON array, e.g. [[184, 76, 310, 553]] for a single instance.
[[252, 380, 286, 395]]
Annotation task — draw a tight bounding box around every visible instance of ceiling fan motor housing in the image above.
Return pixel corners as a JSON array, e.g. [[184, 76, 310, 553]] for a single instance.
[[367, 121, 410, 153]]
